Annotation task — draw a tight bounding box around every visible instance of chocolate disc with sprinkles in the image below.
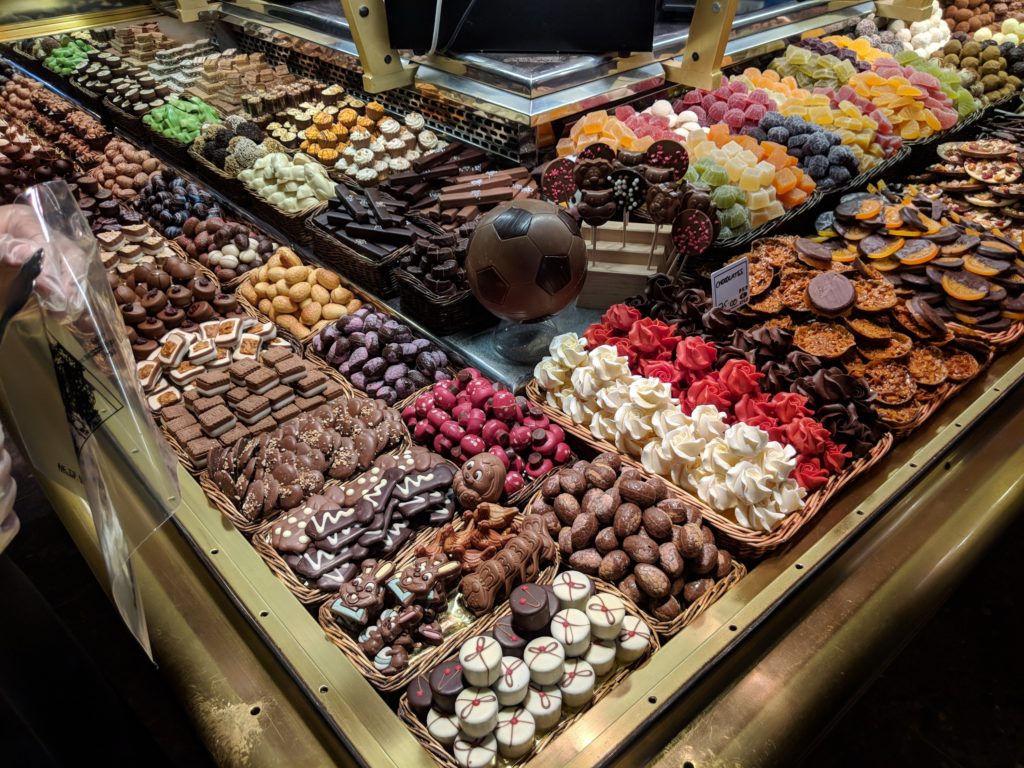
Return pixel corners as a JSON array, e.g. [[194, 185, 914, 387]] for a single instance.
[[540, 158, 577, 204], [644, 139, 689, 182], [609, 168, 648, 216], [578, 141, 615, 162], [671, 209, 714, 258]]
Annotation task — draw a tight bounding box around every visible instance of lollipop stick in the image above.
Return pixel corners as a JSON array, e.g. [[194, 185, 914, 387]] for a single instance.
[[591, 223, 598, 254], [647, 224, 659, 269], [622, 210, 629, 247]]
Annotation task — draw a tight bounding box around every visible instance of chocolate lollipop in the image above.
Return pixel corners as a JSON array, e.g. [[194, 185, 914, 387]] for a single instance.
[[541, 158, 577, 205], [578, 142, 616, 162], [645, 183, 682, 268], [574, 158, 615, 254], [645, 139, 690, 183], [609, 168, 648, 246], [671, 209, 715, 268]]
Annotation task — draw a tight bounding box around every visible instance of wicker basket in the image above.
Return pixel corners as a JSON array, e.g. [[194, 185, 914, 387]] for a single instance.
[[187, 145, 248, 205], [394, 268, 495, 335], [102, 98, 145, 142], [237, 184, 326, 245], [145, 124, 192, 164], [306, 217, 408, 299], [317, 531, 560, 692], [525, 380, 896, 560], [948, 320, 1024, 351], [396, 585, 660, 768]]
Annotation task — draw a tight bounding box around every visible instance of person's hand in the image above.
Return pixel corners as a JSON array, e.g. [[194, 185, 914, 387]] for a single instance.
[[0, 204, 46, 321]]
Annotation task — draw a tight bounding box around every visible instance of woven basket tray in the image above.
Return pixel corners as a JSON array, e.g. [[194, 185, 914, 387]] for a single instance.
[[187, 145, 248, 205], [948, 320, 1024, 351], [396, 584, 660, 768], [394, 268, 494, 335], [306, 217, 408, 299], [144, 124, 192, 164], [102, 98, 145, 142], [237, 183, 325, 245], [525, 380, 895, 560], [317, 526, 560, 692]]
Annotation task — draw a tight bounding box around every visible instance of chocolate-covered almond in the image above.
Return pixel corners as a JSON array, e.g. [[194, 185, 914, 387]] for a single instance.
[[674, 523, 704, 559], [553, 493, 580, 526], [618, 574, 642, 604], [583, 488, 615, 525], [659, 542, 685, 578], [567, 548, 601, 575], [558, 468, 587, 496], [655, 497, 691, 522], [598, 550, 630, 582], [584, 462, 616, 489], [623, 534, 659, 565], [650, 595, 682, 621], [594, 527, 619, 554], [613, 503, 642, 538], [683, 578, 714, 604], [634, 564, 670, 599], [541, 475, 561, 499], [642, 506, 672, 541], [701, 525, 715, 545], [570, 512, 598, 550], [691, 542, 719, 575], [558, 527, 574, 557], [715, 549, 733, 579], [541, 510, 561, 539]]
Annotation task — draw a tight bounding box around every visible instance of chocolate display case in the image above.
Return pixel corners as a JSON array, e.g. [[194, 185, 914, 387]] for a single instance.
[[2, 6, 1024, 768]]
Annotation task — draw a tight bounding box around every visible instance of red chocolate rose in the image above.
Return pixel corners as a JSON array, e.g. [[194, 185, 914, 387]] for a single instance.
[[784, 416, 831, 457], [718, 359, 763, 398], [793, 458, 830, 491], [684, 378, 733, 413], [641, 358, 682, 389], [733, 392, 773, 423], [771, 391, 813, 424], [744, 413, 784, 444], [628, 317, 680, 359], [613, 338, 639, 369], [584, 323, 615, 349], [822, 442, 851, 474], [675, 336, 717, 374], [601, 303, 641, 332]]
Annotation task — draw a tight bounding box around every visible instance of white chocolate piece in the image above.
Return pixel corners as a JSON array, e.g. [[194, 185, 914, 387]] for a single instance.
[[188, 339, 216, 365], [456, 687, 499, 738], [559, 659, 596, 708], [156, 331, 188, 368], [616, 615, 653, 664], [494, 656, 530, 707], [494, 706, 536, 760], [584, 638, 617, 677], [523, 636, 565, 686], [586, 594, 626, 640], [459, 635, 502, 688], [452, 733, 497, 768], [552, 570, 593, 611], [524, 684, 562, 731], [550, 609, 591, 657], [426, 708, 459, 748]]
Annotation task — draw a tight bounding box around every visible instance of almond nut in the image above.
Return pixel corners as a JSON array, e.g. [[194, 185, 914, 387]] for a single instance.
[[310, 284, 331, 305], [322, 302, 346, 320], [316, 270, 342, 290]]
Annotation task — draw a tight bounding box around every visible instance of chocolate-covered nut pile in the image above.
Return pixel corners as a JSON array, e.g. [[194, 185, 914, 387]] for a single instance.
[[150, 329, 347, 461], [312, 305, 452, 404], [399, 229, 473, 297], [276, 446, 456, 595], [147, 40, 216, 94], [84, 137, 161, 201], [530, 453, 733, 622], [174, 216, 276, 279], [208, 397, 406, 522], [135, 168, 223, 239], [237, 248, 360, 337], [402, 369, 571, 497], [311, 183, 430, 262], [242, 78, 323, 118]]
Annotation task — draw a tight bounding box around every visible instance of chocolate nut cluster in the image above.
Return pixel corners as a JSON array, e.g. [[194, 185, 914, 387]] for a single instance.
[[208, 398, 407, 522], [529, 452, 734, 621], [84, 137, 162, 201]]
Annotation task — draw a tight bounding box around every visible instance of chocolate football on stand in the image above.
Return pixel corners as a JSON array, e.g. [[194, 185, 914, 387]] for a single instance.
[[466, 200, 587, 323]]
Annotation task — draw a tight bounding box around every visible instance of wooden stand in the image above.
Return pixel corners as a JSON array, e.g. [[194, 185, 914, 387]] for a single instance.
[[874, 0, 934, 21], [577, 221, 673, 309]]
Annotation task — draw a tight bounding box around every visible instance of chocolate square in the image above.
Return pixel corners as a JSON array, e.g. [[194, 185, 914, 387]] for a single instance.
[[184, 389, 204, 410], [296, 395, 326, 411], [273, 355, 306, 380], [245, 367, 280, 393], [193, 395, 226, 413], [323, 381, 346, 401], [173, 424, 203, 444], [199, 404, 235, 436], [195, 370, 230, 393], [248, 416, 278, 434], [219, 424, 251, 446], [295, 370, 328, 395], [261, 346, 292, 366], [229, 358, 260, 385], [265, 384, 295, 409], [273, 403, 301, 423], [225, 386, 250, 406], [185, 436, 219, 465], [162, 404, 191, 422], [236, 394, 271, 421], [165, 414, 198, 433]]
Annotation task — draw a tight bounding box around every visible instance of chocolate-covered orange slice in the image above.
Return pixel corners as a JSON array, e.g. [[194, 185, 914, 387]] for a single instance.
[[859, 234, 905, 259], [895, 239, 938, 265], [941, 271, 989, 301], [940, 234, 979, 256], [963, 254, 1010, 277]]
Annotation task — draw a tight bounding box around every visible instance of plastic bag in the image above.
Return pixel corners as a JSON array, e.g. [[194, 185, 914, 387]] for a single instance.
[[0, 180, 181, 654]]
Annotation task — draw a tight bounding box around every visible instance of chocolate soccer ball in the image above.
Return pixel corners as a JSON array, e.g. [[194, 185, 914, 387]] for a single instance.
[[467, 200, 587, 322]]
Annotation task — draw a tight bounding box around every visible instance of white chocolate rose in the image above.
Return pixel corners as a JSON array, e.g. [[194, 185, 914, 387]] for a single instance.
[[534, 358, 569, 392], [723, 422, 768, 458], [596, 379, 634, 413], [725, 461, 773, 506], [571, 365, 602, 401], [689, 404, 728, 441], [549, 332, 588, 368], [628, 378, 673, 412], [588, 345, 631, 382], [651, 407, 689, 438], [760, 442, 798, 478]]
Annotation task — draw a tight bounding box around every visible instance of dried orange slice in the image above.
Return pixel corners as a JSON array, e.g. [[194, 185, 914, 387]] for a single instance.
[[870, 256, 902, 271], [883, 206, 903, 229], [854, 198, 884, 220], [940, 234, 980, 256], [941, 271, 989, 301]]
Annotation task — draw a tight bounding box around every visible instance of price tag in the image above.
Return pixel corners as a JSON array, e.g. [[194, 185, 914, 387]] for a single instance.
[[710, 257, 750, 310]]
